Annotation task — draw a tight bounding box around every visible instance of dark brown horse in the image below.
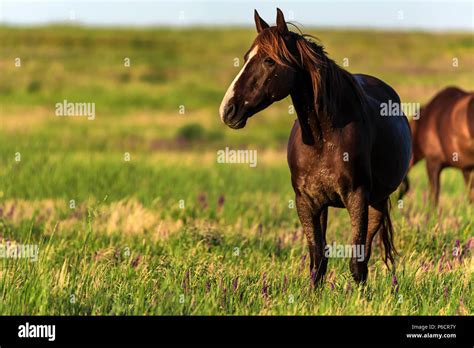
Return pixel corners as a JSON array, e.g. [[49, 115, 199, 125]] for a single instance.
[[219, 9, 412, 285], [399, 87, 474, 204]]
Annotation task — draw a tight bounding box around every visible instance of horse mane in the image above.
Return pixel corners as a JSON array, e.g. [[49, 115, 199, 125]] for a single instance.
[[254, 26, 367, 124]]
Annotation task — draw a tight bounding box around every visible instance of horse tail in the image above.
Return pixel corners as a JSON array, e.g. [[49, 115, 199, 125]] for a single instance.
[[398, 175, 410, 200], [380, 198, 398, 269]]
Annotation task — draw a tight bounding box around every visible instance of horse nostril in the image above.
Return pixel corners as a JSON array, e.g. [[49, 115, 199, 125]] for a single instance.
[[225, 103, 236, 120]]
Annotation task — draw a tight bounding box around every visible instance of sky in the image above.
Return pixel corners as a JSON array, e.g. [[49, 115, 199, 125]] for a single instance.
[[0, 0, 473, 31]]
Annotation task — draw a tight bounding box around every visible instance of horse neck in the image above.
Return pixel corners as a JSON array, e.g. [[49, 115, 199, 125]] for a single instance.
[[290, 61, 363, 144]]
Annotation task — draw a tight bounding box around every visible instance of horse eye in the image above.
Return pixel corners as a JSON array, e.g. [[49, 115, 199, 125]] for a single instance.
[[264, 57, 275, 66]]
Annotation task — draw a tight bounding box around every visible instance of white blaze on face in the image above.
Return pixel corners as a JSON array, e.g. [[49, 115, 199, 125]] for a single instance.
[[219, 45, 259, 122]]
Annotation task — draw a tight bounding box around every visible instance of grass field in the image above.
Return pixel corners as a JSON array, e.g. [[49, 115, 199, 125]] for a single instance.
[[0, 26, 472, 315]]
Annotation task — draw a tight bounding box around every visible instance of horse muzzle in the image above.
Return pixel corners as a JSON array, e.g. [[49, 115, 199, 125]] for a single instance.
[[221, 103, 247, 129]]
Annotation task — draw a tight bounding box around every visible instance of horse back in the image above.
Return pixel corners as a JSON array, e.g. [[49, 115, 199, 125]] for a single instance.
[[417, 87, 474, 168], [467, 95, 474, 138], [353, 74, 412, 196]]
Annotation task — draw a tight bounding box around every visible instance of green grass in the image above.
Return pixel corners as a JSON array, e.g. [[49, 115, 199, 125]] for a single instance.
[[0, 26, 472, 315]]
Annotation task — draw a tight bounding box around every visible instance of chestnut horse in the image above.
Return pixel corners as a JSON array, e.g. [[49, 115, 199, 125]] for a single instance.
[[399, 87, 474, 204], [219, 9, 412, 285]]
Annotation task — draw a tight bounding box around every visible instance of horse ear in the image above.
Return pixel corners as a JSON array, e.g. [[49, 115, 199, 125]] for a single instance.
[[276, 8, 288, 34], [254, 10, 269, 33]]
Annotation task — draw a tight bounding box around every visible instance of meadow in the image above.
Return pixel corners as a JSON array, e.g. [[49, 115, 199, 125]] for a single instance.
[[0, 26, 472, 315]]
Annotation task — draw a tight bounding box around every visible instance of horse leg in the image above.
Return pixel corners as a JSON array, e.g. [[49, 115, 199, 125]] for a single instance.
[[296, 194, 328, 286], [426, 159, 442, 205], [320, 206, 328, 245], [315, 206, 329, 284], [319, 206, 329, 277], [398, 175, 410, 200], [346, 187, 369, 284], [462, 168, 474, 203], [365, 203, 385, 268]]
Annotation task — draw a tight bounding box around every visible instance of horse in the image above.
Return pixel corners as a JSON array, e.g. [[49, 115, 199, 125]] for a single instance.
[[398, 87, 474, 205], [219, 9, 412, 285]]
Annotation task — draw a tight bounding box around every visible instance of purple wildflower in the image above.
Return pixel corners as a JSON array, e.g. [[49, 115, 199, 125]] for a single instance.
[[327, 270, 335, 291], [291, 230, 298, 243], [262, 281, 268, 298], [464, 238, 473, 250], [462, 238, 473, 261], [217, 194, 225, 209], [420, 260, 429, 272], [233, 277, 239, 292], [310, 270, 317, 288], [392, 275, 399, 293], [205, 280, 211, 293], [182, 270, 190, 292], [197, 192, 208, 210], [445, 259, 453, 271], [262, 273, 268, 298]]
